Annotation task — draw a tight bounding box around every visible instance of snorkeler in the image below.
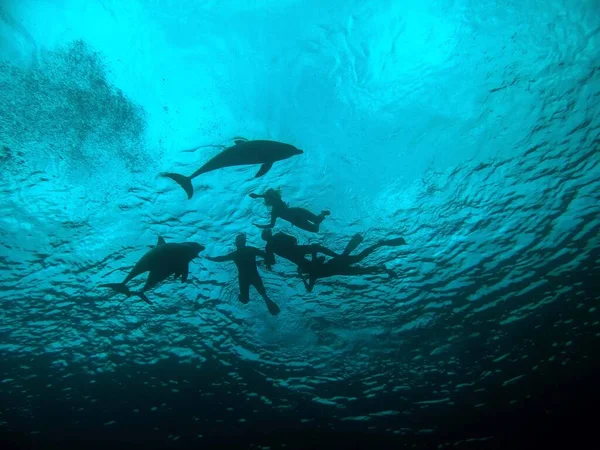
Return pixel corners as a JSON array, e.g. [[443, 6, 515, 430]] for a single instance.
[[205, 233, 280, 316], [250, 188, 330, 233], [299, 233, 407, 292], [260, 229, 339, 272]]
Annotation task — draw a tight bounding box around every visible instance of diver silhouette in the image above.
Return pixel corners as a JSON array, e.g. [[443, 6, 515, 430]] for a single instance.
[[250, 188, 330, 233], [205, 233, 280, 315], [299, 233, 407, 292], [260, 229, 339, 273]]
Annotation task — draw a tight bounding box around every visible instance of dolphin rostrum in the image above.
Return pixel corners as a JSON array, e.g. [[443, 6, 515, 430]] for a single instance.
[[160, 138, 304, 199], [99, 236, 205, 304]]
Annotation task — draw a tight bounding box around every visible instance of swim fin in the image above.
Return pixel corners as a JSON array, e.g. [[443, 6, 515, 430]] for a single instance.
[[265, 299, 281, 316], [343, 233, 363, 256], [161, 172, 194, 199], [382, 237, 406, 246]]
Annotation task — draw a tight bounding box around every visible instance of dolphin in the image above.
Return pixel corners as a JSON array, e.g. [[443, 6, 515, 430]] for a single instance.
[[160, 138, 304, 199], [99, 236, 205, 304]]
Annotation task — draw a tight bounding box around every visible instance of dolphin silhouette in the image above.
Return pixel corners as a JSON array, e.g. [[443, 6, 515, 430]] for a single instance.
[[160, 138, 304, 199], [99, 236, 205, 304]]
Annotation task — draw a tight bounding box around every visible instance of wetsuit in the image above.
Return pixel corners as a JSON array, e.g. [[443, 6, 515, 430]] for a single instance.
[[207, 246, 280, 315], [251, 193, 330, 233], [300, 235, 407, 292], [263, 232, 339, 272]]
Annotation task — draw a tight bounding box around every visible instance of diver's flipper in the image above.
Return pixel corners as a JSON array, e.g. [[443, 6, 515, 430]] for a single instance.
[[265, 299, 281, 316], [156, 236, 167, 246], [342, 233, 363, 256], [161, 172, 194, 199], [255, 163, 273, 178], [382, 237, 406, 247]]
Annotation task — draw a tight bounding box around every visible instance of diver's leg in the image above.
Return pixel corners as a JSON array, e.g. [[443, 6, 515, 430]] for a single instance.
[[343, 243, 382, 265], [297, 243, 338, 259], [342, 237, 406, 264], [294, 208, 320, 222], [294, 255, 312, 276], [342, 234, 363, 256], [299, 208, 330, 224], [238, 275, 250, 304], [310, 244, 339, 258], [380, 237, 407, 247], [253, 276, 280, 315], [340, 265, 393, 278], [287, 208, 330, 232], [339, 237, 405, 264], [351, 265, 384, 275], [292, 218, 319, 233], [308, 209, 331, 231], [314, 210, 330, 225]]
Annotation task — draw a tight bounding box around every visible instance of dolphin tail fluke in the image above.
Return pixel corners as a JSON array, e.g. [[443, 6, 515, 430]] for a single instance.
[[161, 172, 194, 199], [99, 283, 132, 297], [133, 291, 153, 305], [99, 283, 152, 305]]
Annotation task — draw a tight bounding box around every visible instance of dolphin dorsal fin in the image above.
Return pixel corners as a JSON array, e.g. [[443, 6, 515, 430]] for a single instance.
[[156, 236, 167, 246]]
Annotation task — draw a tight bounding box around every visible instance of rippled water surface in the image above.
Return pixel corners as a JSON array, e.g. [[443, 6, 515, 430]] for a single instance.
[[1, 0, 599, 448]]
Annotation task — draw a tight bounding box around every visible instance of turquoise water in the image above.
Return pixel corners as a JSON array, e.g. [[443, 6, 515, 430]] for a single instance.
[[1, 0, 599, 448]]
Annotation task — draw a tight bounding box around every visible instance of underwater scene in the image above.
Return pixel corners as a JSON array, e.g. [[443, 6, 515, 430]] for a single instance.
[[1, 0, 599, 449]]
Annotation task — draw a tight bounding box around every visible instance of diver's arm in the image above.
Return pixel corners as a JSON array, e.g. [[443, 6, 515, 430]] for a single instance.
[[206, 252, 235, 262], [253, 211, 277, 229], [249, 247, 268, 260]]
